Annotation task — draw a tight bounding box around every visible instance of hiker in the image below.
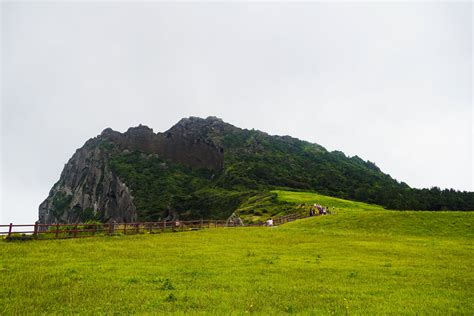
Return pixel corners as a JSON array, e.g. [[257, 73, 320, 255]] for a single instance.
[[316, 205, 322, 215], [266, 218, 273, 227], [309, 209, 314, 217]]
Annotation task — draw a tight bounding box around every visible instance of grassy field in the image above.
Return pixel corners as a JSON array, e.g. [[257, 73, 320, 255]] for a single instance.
[[1, 191, 472, 315]]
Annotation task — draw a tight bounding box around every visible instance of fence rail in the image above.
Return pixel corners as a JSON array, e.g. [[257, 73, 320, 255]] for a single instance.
[[0, 220, 230, 239], [0, 212, 311, 240], [273, 212, 306, 225]]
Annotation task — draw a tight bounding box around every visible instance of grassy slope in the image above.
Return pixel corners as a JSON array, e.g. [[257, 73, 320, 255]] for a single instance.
[[272, 189, 387, 211], [1, 191, 472, 315], [236, 189, 386, 223]]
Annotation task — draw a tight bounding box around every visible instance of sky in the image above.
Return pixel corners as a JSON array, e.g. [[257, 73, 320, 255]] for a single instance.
[[1, 2, 473, 224]]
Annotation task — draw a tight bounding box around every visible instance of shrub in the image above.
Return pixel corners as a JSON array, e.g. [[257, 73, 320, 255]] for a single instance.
[[5, 234, 35, 242]]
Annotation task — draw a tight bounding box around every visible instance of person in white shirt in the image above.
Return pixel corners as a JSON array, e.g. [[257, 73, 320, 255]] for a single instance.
[[266, 218, 273, 227]]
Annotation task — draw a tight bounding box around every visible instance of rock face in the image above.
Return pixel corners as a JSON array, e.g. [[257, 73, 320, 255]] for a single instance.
[[100, 120, 224, 170], [38, 117, 226, 224], [38, 142, 137, 224]]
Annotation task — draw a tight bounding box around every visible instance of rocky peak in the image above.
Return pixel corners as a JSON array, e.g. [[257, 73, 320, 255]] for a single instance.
[[39, 117, 230, 224], [125, 124, 154, 136], [169, 116, 232, 131], [95, 120, 225, 170], [175, 116, 223, 125], [166, 116, 238, 144], [100, 127, 115, 136]]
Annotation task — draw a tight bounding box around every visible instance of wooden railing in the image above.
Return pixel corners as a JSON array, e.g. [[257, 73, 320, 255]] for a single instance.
[[273, 212, 306, 225], [0, 211, 313, 240], [0, 220, 230, 240]]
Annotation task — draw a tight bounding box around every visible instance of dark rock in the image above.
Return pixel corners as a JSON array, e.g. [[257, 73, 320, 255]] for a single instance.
[[38, 145, 136, 224], [38, 117, 227, 224]]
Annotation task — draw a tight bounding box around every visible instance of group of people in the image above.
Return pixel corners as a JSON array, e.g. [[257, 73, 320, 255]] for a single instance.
[[309, 204, 328, 216], [265, 204, 330, 227]]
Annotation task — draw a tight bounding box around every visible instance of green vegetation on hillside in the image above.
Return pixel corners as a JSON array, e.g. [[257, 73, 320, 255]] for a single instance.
[[235, 191, 299, 223], [109, 151, 254, 221], [210, 125, 474, 211], [39, 117, 474, 226], [106, 118, 473, 222], [1, 192, 472, 314]]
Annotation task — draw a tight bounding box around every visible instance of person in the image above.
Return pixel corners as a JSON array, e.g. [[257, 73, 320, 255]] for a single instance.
[[266, 218, 273, 227], [309, 209, 314, 217]]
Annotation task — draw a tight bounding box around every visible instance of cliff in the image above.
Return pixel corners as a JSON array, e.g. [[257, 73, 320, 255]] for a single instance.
[[38, 117, 225, 224]]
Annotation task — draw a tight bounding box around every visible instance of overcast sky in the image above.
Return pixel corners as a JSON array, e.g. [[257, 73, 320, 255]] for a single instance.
[[1, 2, 473, 224]]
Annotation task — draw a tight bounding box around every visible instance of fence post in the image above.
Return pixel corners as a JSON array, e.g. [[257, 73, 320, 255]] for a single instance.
[[7, 223, 12, 238], [108, 223, 113, 235], [162, 221, 165, 232], [124, 223, 127, 235], [200, 219, 203, 229], [136, 223, 139, 234], [73, 223, 78, 238], [33, 222, 38, 239], [55, 223, 60, 239]]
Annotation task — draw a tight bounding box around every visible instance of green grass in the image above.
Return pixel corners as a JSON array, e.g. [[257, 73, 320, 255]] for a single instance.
[[235, 189, 386, 223], [236, 191, 297, 223], [272, 189, 387, 211], [1, 191, 472, 315]]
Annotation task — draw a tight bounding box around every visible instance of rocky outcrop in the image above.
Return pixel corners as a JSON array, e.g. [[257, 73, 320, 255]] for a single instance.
[[39, 117, 227, 224], [100, 121, 225, 170], [38, 144, 136, 224]]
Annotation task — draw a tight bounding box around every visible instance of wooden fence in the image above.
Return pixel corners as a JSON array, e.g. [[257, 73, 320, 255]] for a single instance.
[[0, 212, 310, 240], [272, 212, 306, 225], [0, 220, 230, 240]]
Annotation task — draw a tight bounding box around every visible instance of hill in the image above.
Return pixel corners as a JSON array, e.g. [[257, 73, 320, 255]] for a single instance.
[[39, 116, 473, 224], [5, 192, 474, 314]]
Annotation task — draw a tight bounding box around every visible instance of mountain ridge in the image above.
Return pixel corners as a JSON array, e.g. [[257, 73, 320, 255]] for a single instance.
[[38, 116, 474, 224]]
